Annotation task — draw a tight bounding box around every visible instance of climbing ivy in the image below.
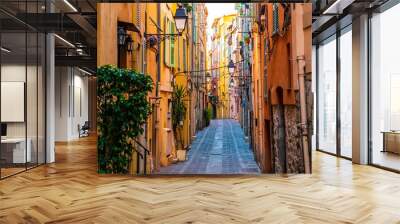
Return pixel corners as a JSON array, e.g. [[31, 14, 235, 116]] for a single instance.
[[97, 65, 153, 174]]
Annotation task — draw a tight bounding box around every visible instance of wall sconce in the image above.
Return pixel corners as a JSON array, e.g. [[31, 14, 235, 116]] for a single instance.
[[125, 35, 133, 52]]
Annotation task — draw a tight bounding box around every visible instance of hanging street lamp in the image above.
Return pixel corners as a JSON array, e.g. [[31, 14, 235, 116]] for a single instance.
[[229, 78, 235, 89], [145, 5, 188, 46], [228, 59, 235, 74], [174, 5, 188, 36]]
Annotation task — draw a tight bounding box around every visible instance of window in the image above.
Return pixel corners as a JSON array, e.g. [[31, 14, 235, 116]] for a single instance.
[[164, 17, 170, 66], [170, 21, 175, 67], [371, 3, 400, 171], [272, 4, 279, 35], [317, 35, 337, 155], [339, 27, 352, 158], [164, 17, 175, 68]]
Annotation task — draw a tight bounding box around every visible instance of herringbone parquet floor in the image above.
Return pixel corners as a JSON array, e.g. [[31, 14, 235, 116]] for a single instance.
[[1, 136, 400, 223]]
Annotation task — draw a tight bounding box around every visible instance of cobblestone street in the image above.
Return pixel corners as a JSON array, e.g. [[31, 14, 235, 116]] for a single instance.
[[158, 119, 260, 174]]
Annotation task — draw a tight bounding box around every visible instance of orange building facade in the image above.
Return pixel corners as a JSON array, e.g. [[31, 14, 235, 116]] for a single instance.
[[249, 3, 312, 173], [97, 3, 208, 174]]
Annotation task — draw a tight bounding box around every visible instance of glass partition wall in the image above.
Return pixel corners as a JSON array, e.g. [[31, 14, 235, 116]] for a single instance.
[[0, 2, 46, 179], [316, 26, 352, 159]]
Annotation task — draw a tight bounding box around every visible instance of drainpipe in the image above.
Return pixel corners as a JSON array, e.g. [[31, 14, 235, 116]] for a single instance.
[[151, 3, 161, 171], [156, 5, 161, 95], [298, 56, 310, 174], [293, 5, 310, 174], [191, 5, 195, 137]]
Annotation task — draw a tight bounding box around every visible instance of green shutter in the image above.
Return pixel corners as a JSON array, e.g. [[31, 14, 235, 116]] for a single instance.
[[164, 17, 169, 66], [170, 21, 175, 67]]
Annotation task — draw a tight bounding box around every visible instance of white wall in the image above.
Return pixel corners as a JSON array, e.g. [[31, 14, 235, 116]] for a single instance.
[[1, 63, 46, 164], [55, 67, 89, 141], [1, 65, 40, 137]]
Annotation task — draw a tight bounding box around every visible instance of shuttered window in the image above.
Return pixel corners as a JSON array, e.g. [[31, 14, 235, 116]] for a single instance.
[[164, 17, 170, 66], [164, 17, 175, 68], [272, 4, 279, 35], [170, 21, 175, 67]]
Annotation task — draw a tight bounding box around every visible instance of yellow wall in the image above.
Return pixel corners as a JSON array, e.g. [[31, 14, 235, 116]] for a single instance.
[[215, 14, 236, 119]]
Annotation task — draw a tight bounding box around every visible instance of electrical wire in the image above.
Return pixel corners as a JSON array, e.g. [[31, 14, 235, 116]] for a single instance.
[[174, 59, 249, 76]]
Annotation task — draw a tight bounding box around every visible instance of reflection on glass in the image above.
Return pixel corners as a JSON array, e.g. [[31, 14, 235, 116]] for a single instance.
[[1, 31, 27, 177], [340, 29, 352, 158], [371, 4, 400, 171], [318, 36, 337, 154]]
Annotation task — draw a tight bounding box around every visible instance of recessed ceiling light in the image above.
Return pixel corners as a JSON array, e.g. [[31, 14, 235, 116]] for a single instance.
[[1, 47, 11, 53], [63, 0, 78, 12], [78, 67, 92, 76], [322, 0, 355, 15], [54, 34, 75, 48]]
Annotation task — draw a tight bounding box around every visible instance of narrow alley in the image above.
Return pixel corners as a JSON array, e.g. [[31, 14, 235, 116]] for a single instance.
[[95, 3, 312, 175], [158, 120, 260, 174]]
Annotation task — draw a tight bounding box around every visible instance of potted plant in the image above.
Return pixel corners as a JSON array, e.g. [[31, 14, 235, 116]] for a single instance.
[[172, 85, 187, 161]]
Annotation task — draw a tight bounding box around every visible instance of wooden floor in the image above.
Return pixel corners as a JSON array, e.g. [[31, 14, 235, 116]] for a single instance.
[[1, 136, 400, 223]]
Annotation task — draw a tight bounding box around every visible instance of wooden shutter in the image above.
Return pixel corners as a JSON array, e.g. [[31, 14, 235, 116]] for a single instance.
[[164, 17, 170, 66]]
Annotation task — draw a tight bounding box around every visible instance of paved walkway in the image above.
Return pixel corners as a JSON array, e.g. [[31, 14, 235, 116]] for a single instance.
[[158, 119, 260, 174]]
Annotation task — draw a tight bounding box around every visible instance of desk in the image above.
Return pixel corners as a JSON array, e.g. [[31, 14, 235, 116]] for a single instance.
[[382, 131, 400, 154], [1, 138, 31, 163]]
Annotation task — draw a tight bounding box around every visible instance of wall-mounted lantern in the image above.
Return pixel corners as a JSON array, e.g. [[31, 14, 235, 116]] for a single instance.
[[118, 27, 133, 52], [118, 27, 127, 46]]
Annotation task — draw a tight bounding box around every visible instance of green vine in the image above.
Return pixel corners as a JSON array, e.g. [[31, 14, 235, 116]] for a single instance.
[[172, 85, 187, 150], [97, 65, 153, 174]]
